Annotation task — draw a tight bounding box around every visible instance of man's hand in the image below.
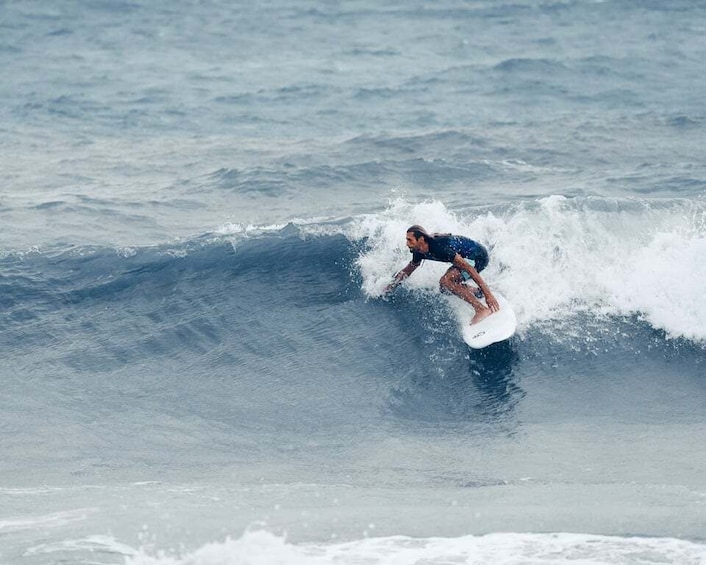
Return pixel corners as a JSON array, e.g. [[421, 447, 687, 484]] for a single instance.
[[381, 280, 400, 298], [382, 263, 416, 298], [484, 290, 500, 312]]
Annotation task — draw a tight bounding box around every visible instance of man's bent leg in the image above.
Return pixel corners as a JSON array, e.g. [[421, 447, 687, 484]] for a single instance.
[[439, 268, 492, 324]]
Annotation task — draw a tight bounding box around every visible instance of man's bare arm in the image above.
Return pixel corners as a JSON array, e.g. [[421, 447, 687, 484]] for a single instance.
[[452, 254, 499, 312]]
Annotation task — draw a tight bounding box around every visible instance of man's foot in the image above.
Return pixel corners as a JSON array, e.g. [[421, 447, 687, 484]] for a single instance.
[[470, 307, 493, 325]]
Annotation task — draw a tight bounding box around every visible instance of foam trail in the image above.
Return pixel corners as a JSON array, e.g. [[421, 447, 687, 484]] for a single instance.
[[126, 530, 706, 565]]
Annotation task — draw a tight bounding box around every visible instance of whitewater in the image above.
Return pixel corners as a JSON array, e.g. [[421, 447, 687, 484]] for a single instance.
[[1, 1, 705, 564]]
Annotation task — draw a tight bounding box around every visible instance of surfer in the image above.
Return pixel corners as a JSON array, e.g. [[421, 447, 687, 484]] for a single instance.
[[383, 225, 500, 325]]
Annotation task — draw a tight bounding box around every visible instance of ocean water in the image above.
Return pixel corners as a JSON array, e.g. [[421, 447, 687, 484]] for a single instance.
[[1, 0, 705, 563]]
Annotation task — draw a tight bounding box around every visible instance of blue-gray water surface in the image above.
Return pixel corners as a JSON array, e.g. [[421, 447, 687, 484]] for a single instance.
[[1, 1, 705, 564]]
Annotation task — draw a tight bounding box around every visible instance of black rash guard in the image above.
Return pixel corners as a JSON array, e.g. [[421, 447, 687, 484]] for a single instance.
[[411, 234, 489, 272]]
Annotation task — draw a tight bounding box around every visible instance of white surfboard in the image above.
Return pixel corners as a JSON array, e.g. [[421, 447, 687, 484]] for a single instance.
[[456, 291, 517, 349]]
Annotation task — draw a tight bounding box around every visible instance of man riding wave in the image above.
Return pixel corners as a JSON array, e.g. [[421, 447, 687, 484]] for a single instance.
[[383, 225, 500, 325]]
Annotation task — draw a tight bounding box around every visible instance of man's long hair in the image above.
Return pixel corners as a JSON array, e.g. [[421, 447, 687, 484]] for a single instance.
[[406, 225, 433, 242]]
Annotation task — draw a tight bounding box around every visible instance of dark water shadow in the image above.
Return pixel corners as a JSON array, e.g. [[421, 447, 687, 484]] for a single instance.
[[385, 294, 524, 429], [467, 339, 524, 420]]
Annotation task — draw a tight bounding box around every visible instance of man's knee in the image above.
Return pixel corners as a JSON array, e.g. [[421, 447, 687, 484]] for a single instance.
[[439, 273, 455, 293]]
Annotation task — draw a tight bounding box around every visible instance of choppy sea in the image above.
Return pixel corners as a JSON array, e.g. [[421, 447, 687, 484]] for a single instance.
[[2, 1, 705, 563]]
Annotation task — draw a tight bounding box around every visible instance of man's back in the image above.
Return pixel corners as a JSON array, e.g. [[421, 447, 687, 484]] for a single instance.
[[412, 234, 487, 267]]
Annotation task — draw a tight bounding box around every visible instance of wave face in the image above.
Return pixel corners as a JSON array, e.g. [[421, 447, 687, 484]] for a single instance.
[[3, 198, 704, 380], [2, 198, 704, 449]]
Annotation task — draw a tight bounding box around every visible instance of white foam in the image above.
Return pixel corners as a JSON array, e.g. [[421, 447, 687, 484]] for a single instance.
[[128, 531, 323, 565], [216, 222, 287, 236], [606, 228, 706, 341], [350, 197, 706, 343], [214, 217, 348, 251], [350, 198, 470, 298], [126, 530, 706, 565]]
